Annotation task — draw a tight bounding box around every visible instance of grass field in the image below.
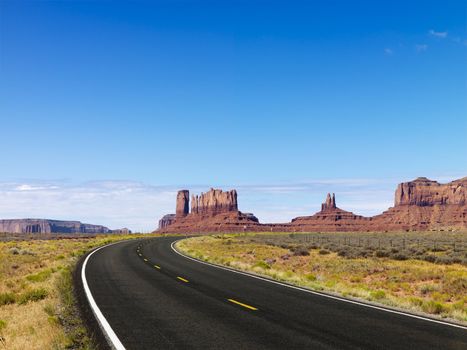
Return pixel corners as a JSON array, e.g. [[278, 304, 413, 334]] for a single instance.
[[177, 231, 467, 324], [0, 233, 156, 350]]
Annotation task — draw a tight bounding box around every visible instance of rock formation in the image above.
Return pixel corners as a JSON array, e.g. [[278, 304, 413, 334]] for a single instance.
[[156, 177, 467, 233], [371, 177, 467, 230], [0, 219, 129, 234], [191, 189, 238, 215], [321, 193, 336, 211], [158, 214, 176, 229], [395, 177, 466, 206], [157, 188, 259, 233], [176, 190, 190, 217], [291, 193, 370, 232]]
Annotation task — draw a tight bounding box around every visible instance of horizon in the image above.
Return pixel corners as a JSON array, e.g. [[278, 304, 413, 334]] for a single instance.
[[0, 174, 465, 231], [1, 1, 466, 231]]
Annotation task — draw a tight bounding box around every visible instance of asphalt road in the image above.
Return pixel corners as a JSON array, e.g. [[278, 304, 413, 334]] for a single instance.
[[81, 236, 467, 349]]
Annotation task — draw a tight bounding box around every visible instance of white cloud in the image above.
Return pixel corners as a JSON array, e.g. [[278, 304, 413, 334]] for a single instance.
[[429, 30, 448, 38], [0, 181, 176, 232], [15, 184, 59, 191], [415, 44, 428, 52], [384, 48, 393, 55]]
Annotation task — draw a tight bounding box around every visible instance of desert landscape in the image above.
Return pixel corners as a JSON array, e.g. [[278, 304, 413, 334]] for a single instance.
[[1, 1, 466, 349]]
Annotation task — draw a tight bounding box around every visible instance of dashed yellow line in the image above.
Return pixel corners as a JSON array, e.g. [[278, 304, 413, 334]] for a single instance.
[[143, 258, 148, 262], [228, 299, 258, 311], [177, 276, 189, 283], [138, 253, 142, 256], [154, 265, 161, 269]]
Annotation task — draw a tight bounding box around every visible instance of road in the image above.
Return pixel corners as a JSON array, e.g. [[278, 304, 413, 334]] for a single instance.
[[79, 236, 467, 349]]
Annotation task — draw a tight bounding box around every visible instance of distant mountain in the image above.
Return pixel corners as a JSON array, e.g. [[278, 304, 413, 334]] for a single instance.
[[0, 219, 131, 234]]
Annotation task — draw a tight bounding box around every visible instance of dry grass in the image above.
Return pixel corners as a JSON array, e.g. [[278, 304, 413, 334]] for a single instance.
[[177, 231, 467, 324], [0, 233, 159, 350]]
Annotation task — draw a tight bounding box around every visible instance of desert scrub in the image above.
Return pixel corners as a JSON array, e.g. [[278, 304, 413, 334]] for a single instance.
[[247, 231, 467, 265], [17, 288, 48, 305], [177, 233, 467, 324], [0, 233, 157, 349]]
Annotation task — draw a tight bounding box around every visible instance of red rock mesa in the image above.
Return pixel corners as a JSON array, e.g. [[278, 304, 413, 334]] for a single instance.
[[156, 177, 467, 233]]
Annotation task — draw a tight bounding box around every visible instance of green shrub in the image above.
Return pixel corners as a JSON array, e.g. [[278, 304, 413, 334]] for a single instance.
[[0, 292, 16, 306], [419, 284, 438, 295], [422, 300, 445, 314], [319, 249, 330, 255], [43, 304, 55, 316], [254, 261, 271, 270], [26, 269, 52, 283], [423, 254, 436, 263], [0, 319, 6, 331], [409, 297, 423, 307], [392, 253, 408, 261], [375, 250, 390, 258], [305, 273, 317, 281], [20, 249, 35, 255], [370, 290, 386, 300], [18, 288, 48, 304], [9, 247, 20, 255], [291, 246, 310, 256]]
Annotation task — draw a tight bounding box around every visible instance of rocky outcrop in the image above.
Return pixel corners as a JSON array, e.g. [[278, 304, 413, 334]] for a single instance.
[[0, 219, 128, 234], [291, 193, 371, 231], [158, 214, 176, 229], [156, 177, 467, 233], [395, 177, 466, 206], [176, 190, 190, 217], [157, 188, 259, 233], [191, 189, 238, 215], [321, 193, 336, 211], [371, 177, 467, 230]]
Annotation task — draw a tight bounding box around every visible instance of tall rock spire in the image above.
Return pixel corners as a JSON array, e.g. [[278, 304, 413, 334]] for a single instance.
[[176, 190, 189, 217], [321, 193, 337, 211]]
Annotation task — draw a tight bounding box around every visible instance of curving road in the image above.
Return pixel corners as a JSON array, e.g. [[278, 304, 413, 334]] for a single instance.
[[78, 236, 467, 349]]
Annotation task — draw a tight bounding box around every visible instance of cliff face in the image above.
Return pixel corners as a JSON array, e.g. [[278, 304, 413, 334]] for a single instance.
[[0, 219, 127, 234], [191, 189, 238, 215], [372, 177, 467, 230], [395, 177, 466, 206], [176, 190, 190, 217]]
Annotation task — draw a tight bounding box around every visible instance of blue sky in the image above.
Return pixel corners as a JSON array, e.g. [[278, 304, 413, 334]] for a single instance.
[[0, 1, 466, 231]]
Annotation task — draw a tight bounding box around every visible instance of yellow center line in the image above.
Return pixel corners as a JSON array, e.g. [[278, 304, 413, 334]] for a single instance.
[[138, 253, 142, 256], [154, 265, 161, 269], [227, 299, 258, 311], [177, 276, 189, 283], [143, 258, 148, 262]]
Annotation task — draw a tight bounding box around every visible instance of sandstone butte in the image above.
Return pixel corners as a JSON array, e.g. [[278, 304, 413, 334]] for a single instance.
[[157, 177, 467, 233]]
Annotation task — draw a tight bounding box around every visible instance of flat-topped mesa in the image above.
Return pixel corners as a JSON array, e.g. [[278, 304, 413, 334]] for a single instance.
[[0, 219, 124, 234], [176, 190, 190, 217], [395, 177, 467, 207], [321, 193, 337, 211], [191, 188, 238, 215], [159, 214, 176, 229]]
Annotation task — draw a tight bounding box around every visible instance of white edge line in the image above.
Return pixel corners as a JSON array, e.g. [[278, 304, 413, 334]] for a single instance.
[[170, 239, 467, 331], [81, 242, 127, 350]]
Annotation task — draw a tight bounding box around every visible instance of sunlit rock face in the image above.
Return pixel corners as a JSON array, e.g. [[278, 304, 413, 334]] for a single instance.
[[191, 189, 238, 215]]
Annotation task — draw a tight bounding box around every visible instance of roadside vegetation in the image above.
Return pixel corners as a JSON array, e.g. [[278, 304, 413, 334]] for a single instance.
[[0, 233, 155, 350], [177, 231, 467, 324]]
